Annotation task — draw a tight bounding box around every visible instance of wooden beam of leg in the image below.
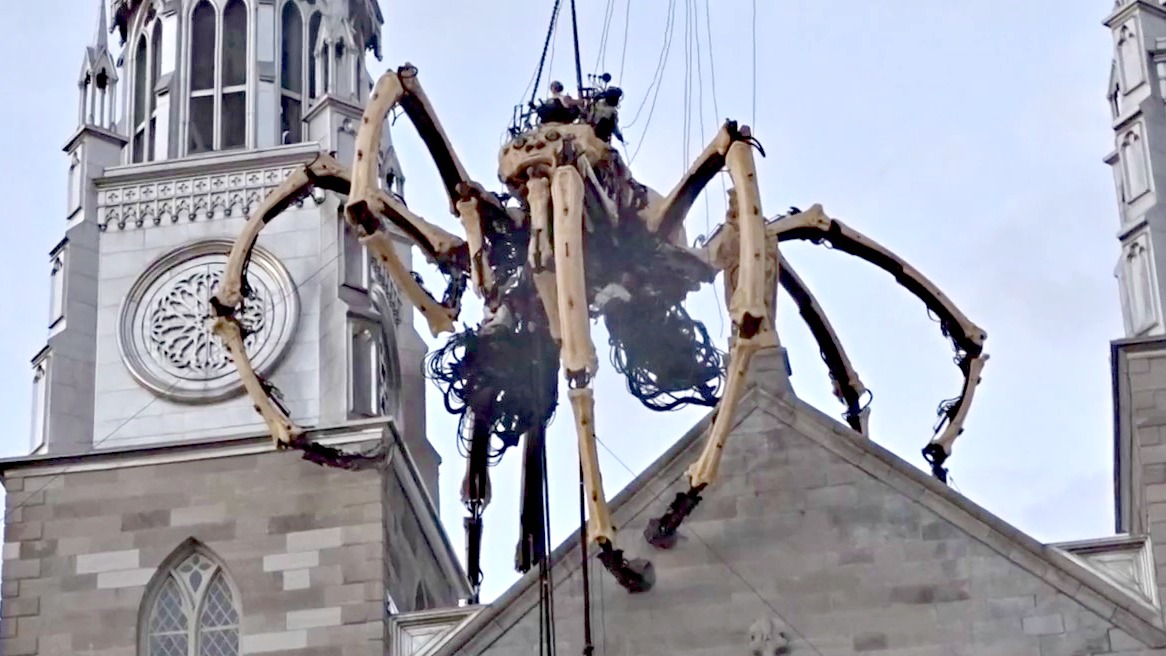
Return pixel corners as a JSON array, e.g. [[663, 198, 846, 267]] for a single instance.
[[570, 388, 614, 543], [455, 196, 491, 297], [687, 338, 761, 488], [527, 175, 561, 341], [361, 232, 457, 337], [211, 317, 302, 447], [548, 166, 652, 592], [725, 142, 775, 347], [551, 167, 597, 379]]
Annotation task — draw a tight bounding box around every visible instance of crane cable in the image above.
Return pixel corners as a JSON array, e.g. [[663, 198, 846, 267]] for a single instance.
[[569, 0, 584, 95], [529, 0, 565, 108]]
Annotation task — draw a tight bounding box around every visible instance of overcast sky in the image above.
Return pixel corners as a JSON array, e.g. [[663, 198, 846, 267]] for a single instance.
[[0, 0, 1124, 602]]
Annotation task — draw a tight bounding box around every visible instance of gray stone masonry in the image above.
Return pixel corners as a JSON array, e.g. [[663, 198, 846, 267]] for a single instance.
[[0, 420, 466, 656], [433, 348, 1166, 655], [1114, 336, 1166, 613]]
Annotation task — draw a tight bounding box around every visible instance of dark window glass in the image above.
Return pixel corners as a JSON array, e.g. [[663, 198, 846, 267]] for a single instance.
[[222, 0, 248, 88], [308, 12, 321, 97], [151, 21, 163, 86], [190, 1, 215, 92], [132, 129, 145, 162], [281, 3, 303, 94], [148, 117, 157, 162], [221, 92, 246, 149], [280, 96, 302, 143], [133, 35, 148, 125], [188, 95, 214, 154]]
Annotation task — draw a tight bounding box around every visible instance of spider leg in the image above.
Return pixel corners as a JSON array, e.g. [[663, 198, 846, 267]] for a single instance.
[[644, 119, 762, 241], [766, 204, 987, 482], [211, 154, 347, 451], [211, 153, 466, 458], [778, 256, 871, 435], [527, 173, 562, 341], [693, 206, 871, 431], [347, 64, 506, 330], [644, 139, 774, 549], [539, 165, 654, 593]]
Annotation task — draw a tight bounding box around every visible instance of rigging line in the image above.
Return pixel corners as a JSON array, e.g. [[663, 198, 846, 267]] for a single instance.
[[4, 243, 345, 523], [624, 0, 676, 128], [693, 0, 708, 231], [684, 529, 826, 656], [579, 464, 595, 656], [682, 0, 691, 168], [592, 0, 617, 74], [592, 435, 827, 656], [569, 0, 584, 96], [691, 0, 723, 341], [617, 0, 632, 83], [530, 0, 565, 107], [628, 0, 679, 163], [702, 0, 727, 199], [542, 435, 558, 655], [751, 0, 757, 128], [599, 547, 607, 654]]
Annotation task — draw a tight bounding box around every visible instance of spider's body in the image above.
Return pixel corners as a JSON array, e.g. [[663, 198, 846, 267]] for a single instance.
[[210, 64, 988, 598]]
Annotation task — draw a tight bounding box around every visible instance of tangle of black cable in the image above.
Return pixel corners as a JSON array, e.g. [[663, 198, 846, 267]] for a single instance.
[[604, 294, 724, 412], [425, 319, 559, 465]]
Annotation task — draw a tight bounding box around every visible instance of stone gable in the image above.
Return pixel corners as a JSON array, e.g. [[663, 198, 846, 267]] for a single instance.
[[432, 378, 1166, 655]]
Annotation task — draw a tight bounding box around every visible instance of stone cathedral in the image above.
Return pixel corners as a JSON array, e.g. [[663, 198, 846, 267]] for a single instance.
[[15, 1, 1166, 655]]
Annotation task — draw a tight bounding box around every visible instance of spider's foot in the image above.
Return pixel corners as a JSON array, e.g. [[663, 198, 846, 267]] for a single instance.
[[922, 443, 949, 484], [643, 485, 706, 550], [597, 542, 654, 593]]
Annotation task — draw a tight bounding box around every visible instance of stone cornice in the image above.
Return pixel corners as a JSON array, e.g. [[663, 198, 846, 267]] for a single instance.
[[95, 144, 328, 231], [0, 416, 391, 476]]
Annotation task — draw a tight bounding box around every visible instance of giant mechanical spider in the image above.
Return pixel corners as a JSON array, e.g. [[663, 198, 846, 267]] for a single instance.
[[209, 64, 987, 596]]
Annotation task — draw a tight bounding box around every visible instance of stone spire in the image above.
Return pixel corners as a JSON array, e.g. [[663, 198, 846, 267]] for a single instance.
[[93, 0, 108, 51], [77, 0, 118, 131]]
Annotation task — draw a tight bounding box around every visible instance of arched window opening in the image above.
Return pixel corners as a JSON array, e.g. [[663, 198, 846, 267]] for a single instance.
[[132, 34, 149, 162], [280, 2, 305, 143], [308, 12, 322, 99], [149, 20, 163, 160], [188, 0, 216, 154], [1122, 129, 1151, 200], [220, 0, 248, 150], [1120, 24, 1144, 89], [187, 0, 251, 154], [140, 547, 241, 656], [129, 15, 162, 164]]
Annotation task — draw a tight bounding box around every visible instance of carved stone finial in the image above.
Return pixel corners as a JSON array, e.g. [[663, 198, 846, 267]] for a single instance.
[[749, 616, 792, 655]]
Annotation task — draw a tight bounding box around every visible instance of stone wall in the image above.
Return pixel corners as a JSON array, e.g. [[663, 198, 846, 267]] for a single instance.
[[0, 423, 462, 656], [1115, 336, 1166, 613], [439, 382, 1166, 655]]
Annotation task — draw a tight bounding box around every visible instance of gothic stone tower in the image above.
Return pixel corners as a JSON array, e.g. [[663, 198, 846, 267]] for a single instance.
[[0, 1, 471, 654], [1106, 0, 1166, 337]]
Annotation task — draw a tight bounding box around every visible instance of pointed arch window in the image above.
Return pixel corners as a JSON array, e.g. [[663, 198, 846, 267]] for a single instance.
[[141, 549, 240, 656], [1122, 127, 1151, 200], [308, 12, 322, 99], [1119, 24, 1144, 89], [131, 19, 162, 163], [187, 0, 250, 154], [278, 1, 321, 144], [279, 2, 305, 143]]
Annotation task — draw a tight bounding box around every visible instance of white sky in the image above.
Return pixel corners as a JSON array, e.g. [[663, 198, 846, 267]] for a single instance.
[[0, 0, 1124, 602]]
